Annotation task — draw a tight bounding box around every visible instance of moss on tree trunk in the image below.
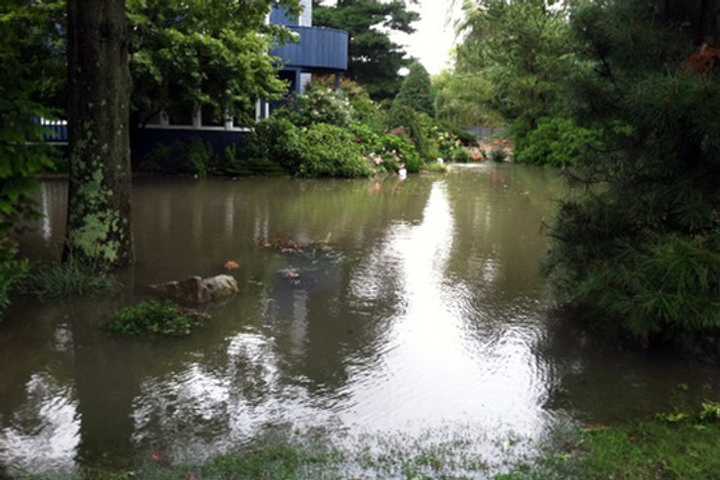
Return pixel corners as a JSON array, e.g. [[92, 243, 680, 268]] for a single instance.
[[65, 0, 133, 268]]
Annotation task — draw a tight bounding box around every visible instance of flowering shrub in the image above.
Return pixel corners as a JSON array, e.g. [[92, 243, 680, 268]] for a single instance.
[[349, 123, 422, 173], [313, 77, 387, 132], [280, 84, 354, 128], [378, 135, 423, 173]]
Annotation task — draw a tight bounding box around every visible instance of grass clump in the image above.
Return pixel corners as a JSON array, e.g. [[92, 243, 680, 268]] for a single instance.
[[20, 257, 117, 301], [106, 301, 208, 337], [11, 440, 342, 480], [0, 247, 29, 319], [500, 405, 720, 480]]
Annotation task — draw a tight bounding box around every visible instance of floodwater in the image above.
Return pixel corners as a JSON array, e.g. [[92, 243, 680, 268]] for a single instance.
[[1, 165, 718, 477]]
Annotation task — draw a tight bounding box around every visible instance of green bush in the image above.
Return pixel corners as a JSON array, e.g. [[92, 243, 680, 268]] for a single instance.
[[297, 124, 372, 178], [140, 139, 215, 176], [339, 79, 387, 132], [379, 134, 423, 174], [107, 301, 207, 337], [249, 116, 305, 173], [387, 104, 432, 161], [187, 139, 212, 177], [451, 147, 471, 163], [423, 162, 448, 174], [545, 193, 720, 340], [221, 144, 243, 174], [218, 143, 285, 177], [515, 117, 603, 168], [348, 123, 422, 174], [489, 149, 508, 163], [349, 122, 383, 155], [19, 257, 117, 301]]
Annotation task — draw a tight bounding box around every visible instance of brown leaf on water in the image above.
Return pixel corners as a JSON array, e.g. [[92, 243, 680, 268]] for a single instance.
[[224, 260, 240, 271]]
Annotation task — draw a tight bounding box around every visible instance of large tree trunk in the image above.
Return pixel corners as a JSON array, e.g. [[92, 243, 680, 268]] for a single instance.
[[65, 0, 133, 268]]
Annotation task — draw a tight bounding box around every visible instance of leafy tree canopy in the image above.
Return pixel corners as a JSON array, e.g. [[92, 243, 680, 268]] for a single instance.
[[5, 0, 301, 125], [313, 0, 420, 101], [432, 71, 501, 130], [455, 0, 572, 136], [0, 1, 58, 239], [128, 0, 300, 125]]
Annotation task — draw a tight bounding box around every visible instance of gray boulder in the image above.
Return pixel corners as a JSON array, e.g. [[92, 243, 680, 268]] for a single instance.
[[148, 275, 239, 304]]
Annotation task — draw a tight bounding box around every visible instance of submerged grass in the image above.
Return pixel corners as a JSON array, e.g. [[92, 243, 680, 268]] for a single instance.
[[19, 257, 117, 301], [422, 162, 448, 174], [12, 443, 344, 480], [501, 410, 720, 480], [9, 406, 720, 480]]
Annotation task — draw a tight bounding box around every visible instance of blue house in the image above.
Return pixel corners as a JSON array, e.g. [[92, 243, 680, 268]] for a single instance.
[[45, 0, 349, 162], [262, 0, 349, 118]]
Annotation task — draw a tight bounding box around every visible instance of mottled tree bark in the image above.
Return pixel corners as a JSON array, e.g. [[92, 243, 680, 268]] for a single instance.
[[65, 0, 133, 268]]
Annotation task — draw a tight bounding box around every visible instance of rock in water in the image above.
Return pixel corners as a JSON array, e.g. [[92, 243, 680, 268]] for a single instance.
[[148, 275, 239, 304]]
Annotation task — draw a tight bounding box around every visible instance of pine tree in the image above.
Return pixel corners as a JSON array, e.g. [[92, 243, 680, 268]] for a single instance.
[[313, 0, 419, 101], [544, 0, 720, 342], [393, 62, 435, 117]]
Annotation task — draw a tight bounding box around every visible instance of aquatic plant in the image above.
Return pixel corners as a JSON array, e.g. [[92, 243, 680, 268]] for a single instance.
[[423, 162, 448, 174], [107, 301, 208, 337]]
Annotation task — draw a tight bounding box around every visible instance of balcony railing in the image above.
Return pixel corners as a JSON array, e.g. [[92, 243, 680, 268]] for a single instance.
[[272, 26, 349, 72], [38, 118, 68, 144]]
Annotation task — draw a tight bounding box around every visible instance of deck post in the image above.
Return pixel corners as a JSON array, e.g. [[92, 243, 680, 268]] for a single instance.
[[294, 69, 302, 94], [192, 105, 202, 129]]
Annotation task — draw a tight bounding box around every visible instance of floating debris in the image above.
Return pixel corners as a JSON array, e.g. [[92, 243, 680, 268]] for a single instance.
[[260, 236, 335, 256]]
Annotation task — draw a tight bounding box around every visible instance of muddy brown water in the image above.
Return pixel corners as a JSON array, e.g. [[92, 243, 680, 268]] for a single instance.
[[1, 165, 718, 476]]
